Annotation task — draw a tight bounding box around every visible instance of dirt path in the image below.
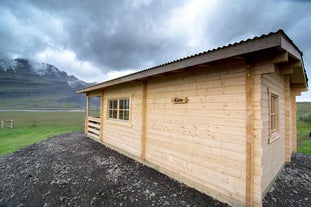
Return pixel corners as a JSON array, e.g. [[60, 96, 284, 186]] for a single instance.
[[0, 132, 310, 206]]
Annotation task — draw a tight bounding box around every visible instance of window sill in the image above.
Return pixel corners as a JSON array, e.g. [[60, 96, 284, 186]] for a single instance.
[[106, 119, 132, 128], [268, 132, 280, 144]]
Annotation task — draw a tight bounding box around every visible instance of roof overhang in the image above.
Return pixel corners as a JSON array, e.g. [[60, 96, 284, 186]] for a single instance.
[[77, 30, 308, 94]]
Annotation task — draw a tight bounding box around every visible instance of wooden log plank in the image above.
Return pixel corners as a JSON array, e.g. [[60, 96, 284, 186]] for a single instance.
[[88, 132, 100, 140], [141, 81, 147, 160], [100, 90, 105, 142], [88, 122, 100, 129], [88, 117, 101, 123], [245, 65, 254, 206], [88, 128, 100, 135], [284, 76, 291, 161], [291, 94, 297, 152]]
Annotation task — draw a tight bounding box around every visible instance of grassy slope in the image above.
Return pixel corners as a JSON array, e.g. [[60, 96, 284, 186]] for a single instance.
[[296, 102, 311, 155], [0, 111, 85, 156]]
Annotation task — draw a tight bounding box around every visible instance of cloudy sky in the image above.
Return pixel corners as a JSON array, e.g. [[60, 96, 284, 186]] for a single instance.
[[0, 0, 310, 101]]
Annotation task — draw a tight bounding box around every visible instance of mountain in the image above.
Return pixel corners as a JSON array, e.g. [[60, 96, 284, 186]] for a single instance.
[[0, 58, 92, 109]]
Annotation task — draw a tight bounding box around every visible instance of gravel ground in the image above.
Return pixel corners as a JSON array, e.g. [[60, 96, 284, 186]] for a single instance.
[[263, 153, 311, 207], [0, 131, 310, 207]]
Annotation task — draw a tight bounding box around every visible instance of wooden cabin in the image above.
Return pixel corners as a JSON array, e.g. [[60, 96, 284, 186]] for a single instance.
[[77, 30, 308, 207]]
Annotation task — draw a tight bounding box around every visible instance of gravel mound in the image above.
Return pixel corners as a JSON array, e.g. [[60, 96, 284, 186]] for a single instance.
[[263, 153, 311, 207], [0, 132, 227, 207], [0, 132, 310, 206]]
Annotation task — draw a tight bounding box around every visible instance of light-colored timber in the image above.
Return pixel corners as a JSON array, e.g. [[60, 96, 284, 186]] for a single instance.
[[77, 30, 308, 207]]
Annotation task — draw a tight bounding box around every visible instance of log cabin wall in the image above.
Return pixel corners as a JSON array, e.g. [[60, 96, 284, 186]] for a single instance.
[[91, 62, 292, 206], [84, 61, 304, 207], [144, 65, 247, 206], [92, 64, 248, 206], [79, 31, 308, 207], [102, 82, 144, 158], [261, 67, 287, 197]]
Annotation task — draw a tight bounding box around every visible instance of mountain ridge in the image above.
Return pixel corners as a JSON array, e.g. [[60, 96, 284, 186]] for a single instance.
[[0, 57, 93, 109]]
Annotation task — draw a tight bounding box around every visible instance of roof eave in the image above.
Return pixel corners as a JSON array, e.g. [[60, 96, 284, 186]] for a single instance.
[[77, 30, 307, 93]]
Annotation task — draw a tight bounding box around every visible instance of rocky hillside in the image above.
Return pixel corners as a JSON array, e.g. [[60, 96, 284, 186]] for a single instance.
[[0, 58, 92, 109]]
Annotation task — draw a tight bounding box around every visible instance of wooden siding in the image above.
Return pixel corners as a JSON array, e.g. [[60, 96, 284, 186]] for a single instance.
[[291, 94, 297, 152], [83, 60, 302, 207], [86, 117, 101, 140], [284, 76, 292, 162], [102, 83, 143, 157], [261, 69, 286, 194], [250, 63, 277, 206], [240, 62, 298, 206], [144, 67, 247, 206], [78, 30, 309, 207]]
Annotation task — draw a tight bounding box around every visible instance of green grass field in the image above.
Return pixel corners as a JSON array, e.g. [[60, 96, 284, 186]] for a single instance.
[[0, 111, 85, 156], [296, 102, 311, 155]]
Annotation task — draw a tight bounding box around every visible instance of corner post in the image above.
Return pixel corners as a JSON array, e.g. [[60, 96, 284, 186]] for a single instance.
[[85, 96, 90, 135], [141, 81, 147, 160], [291, 95, 297, 152], [284, 76, 291, 161], [245, 64, 254, 206], [291, 90, 301, 152], [99, 90, 105, 142]]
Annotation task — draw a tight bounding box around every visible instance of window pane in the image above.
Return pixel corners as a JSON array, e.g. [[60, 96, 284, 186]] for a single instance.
[[119, 100, 124, 109], [124, 111, 129, 120], [271, 97, 275, 113], [109, 100, 112, 109], [125, 99, 129, 109], [109, 110, 113, 118], [113, 110, 117, 118], [270, 94, 278, 132], [113, 100, 118, 109], [119, 110, 124, 120]]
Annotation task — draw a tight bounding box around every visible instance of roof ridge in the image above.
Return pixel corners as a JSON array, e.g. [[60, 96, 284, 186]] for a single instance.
[[136, 29, 287, 73]]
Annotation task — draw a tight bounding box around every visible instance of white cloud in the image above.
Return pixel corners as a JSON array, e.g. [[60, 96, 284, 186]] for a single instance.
[[106, 69, 138, 81], [132, 0, 154, 9], [35, 48, 106, 82], [164, 0, 217, 52]]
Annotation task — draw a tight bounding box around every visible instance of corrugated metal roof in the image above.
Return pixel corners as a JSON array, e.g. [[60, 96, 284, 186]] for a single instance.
[[137, 30, 291, 72], [77, 29, 306, 93], [103, 30, 302, 76]]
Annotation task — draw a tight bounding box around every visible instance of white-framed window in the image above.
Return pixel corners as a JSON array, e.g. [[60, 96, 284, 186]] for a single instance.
[[270, 94, 279, 132], [108, 98, 130, 121], [269, 93, 280, 143]]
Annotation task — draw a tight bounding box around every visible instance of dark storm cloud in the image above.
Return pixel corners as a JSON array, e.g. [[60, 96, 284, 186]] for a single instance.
[[0, 2, 46, 57], [0, 0, 177, 63], [0, 0, 310, 93], [15, 0, 186, 71], [200, 1, 311, 49]]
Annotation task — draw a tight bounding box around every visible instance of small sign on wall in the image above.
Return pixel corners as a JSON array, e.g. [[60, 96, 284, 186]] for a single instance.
[[172, 97, 188, 104]]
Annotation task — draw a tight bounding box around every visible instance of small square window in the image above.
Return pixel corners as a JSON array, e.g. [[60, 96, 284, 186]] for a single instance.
[[108, 98, 130, 121]]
